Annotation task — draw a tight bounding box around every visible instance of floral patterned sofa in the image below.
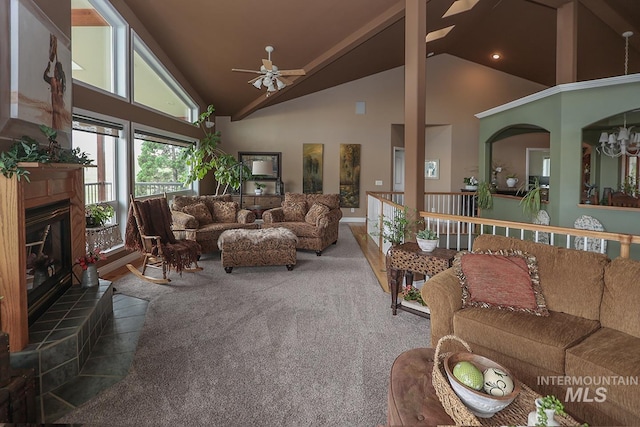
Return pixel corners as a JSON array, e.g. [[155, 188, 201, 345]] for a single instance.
[[261, 193, 342, 255], [170, 194, 257, 253]]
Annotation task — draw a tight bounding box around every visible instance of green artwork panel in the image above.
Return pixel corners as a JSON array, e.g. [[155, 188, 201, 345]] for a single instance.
[[303, 143, 323, 194], [339, 144, 361, 208]]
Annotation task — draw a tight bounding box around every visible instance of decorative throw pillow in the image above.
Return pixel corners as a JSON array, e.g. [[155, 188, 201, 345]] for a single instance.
[[212, 201, 238, 223], [282, 201, 307, 222], [305, 202, 330, 225], [453, 249, 549, 316], [181, 202, 213, 226]]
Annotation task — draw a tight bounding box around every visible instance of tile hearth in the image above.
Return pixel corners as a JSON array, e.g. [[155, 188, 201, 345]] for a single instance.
[[8, 281, 148, 422]]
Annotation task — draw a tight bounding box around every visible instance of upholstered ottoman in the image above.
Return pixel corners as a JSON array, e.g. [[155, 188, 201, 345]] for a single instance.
[[217, 228, 297, 273]]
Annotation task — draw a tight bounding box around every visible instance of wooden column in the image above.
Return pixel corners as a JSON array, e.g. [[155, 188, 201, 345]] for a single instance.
[[404, 0, 427, 212], [556, 0, 578, 84]]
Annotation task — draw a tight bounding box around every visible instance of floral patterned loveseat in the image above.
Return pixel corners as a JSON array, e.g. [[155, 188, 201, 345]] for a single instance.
[[170, 194, 258, 253]]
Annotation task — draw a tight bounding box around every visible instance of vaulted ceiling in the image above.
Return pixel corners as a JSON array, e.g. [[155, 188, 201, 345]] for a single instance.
[[119, 0, 640, 120]]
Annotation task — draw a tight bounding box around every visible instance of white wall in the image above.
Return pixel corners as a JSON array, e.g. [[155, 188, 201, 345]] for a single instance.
[[217, 54, 547, 218]]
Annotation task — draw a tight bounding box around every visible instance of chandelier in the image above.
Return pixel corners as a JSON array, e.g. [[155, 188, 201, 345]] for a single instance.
[[597, 31, 640, 158]]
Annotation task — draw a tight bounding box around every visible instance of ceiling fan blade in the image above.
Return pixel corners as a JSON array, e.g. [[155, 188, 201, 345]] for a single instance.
[[247, 76, 262, 84], [232, 68, 262, 74], [278, 69, 306, 76], [276, 76, 293, 86], [262, 59, 273, 71]]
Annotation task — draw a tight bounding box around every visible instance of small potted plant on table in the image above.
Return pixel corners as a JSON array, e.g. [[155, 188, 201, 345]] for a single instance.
[[85, 203, 115, 228], [416, 228, 439, 252], [463, 176, 478, 191], [254, 182, 266, 195]]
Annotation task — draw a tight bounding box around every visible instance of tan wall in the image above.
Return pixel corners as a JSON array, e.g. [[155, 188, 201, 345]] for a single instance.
[[218, 54, 547, 218], [493, 133, 550, 188]]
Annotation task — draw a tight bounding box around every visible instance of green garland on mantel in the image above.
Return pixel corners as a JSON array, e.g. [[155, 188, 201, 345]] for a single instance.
[[0, 125, 92, 182]]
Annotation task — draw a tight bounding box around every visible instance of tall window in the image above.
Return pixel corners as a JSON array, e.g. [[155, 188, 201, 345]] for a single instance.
[[71, 0, 127, 97], [133, 130, 194, 197], [132, 32, 197, 122]]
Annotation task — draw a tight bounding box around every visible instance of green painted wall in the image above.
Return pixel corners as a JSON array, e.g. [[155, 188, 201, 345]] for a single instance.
[[477, 76, 640, 239]]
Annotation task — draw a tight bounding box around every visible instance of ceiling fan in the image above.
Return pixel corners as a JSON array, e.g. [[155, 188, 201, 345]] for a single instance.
[[232, 46, 306, 96]]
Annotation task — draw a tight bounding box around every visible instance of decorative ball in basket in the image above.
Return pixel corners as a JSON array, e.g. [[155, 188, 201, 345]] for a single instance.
[[444, 352, 521, 417], [433, 335, 521, 423]]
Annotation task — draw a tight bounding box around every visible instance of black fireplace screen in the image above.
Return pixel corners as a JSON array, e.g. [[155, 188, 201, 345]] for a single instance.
[[25, 200, 73, 323]]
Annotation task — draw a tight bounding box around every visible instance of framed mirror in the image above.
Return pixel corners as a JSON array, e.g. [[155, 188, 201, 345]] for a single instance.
[[238, 152, 281, 181]]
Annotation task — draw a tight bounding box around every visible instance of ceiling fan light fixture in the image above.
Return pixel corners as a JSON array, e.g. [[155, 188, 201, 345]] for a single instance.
[[232, 45, 306, 97]]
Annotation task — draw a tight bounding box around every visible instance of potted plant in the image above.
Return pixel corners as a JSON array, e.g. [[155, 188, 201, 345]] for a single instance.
[[181, 104, 225, 187], [415, 228, 438, 252], [85, 203, 115, 227], [210, 154, 251, 195], [527, 395, 565, 426], [375, 206, 423, 246], [518, 177, 543, 218], [75, 249, 106, 287], [463, 176, 478, 191], [506, 173, 519, 188], [476, 181, 493, 210], [254, 182, 266, 195]]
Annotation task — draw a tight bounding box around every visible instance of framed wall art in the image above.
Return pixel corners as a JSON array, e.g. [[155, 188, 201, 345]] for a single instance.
[[339, 144, 361, 208], [0, 0, 72, 144], [302, 143, 323, 194], [425, 159, 439, 179]]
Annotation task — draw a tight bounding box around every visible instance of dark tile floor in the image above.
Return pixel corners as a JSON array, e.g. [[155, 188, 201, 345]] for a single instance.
[[40, 293, 148, 423]]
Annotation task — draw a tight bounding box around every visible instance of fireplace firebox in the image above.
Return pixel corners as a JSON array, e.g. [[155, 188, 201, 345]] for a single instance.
[[25, 200, 73, 324]]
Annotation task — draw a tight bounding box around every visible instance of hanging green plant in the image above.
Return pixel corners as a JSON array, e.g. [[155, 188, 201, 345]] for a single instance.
[[519, 177, 543, 218], [476, 181, 493, 210], [0, 125, 92, 182]]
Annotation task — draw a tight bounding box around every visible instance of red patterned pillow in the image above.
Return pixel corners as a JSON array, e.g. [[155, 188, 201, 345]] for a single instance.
[[453, 249, 549, 316], [282, 201, 307, 222], [181, 202, 213, 226]]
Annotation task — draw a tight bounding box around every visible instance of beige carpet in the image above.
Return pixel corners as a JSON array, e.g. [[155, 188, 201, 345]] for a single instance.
[[59, 224, 431, 426]]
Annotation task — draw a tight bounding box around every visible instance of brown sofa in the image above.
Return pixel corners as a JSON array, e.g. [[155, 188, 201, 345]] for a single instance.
[[421, 234, 640, 426], [262, 193, 342, 255], [170, 194, 258, 253]]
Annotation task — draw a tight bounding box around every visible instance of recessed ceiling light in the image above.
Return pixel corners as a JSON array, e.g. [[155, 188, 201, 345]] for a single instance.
[[491, 53, 501, 60], [426, 25, 455, 43], [442, 0, 480, 18]]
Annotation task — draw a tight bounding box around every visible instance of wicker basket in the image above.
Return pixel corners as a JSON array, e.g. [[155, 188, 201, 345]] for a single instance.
[[432, 335, 580, 426], [432, 335, 483, 426]]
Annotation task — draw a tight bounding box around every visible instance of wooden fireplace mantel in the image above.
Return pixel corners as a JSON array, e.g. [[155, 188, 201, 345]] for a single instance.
[[0, 164, 86, 351]]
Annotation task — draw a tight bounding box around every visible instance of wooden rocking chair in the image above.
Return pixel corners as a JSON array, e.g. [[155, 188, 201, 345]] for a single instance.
[[124, 195, 202, 284]]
